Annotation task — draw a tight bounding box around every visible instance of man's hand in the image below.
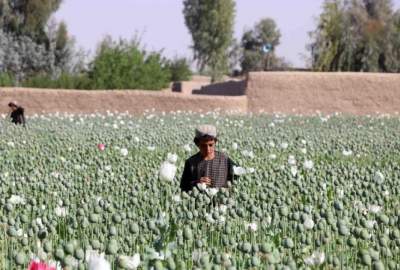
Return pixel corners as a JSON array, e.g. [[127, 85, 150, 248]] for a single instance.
[[199, 177, 212, 186]]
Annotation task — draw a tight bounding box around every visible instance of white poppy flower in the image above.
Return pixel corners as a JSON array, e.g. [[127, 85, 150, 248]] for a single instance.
[[118, 254, 140, 269], [280, 142, 288, 149], [219, 205, 228, 214], [218, 215, 226, 224], [290, 166, 298, 177], [207, 188, 219, 197], [8, 195, 25, 205], [35, 218, 43, 229], [147, 146, 156, 151], [7, 141, 15, 147], [246, 222, 258, 232], [48, 260, 62, 270], [167, 153, 178, 164], [320, 117, 328, 122], [300, 148, 307, 154], [269, 154, 277, 160], [304, 251, 325, 266], [303, 160, 314, 170], [183, 144, 191, 152], [268, 141, 275, 148], [232, 142, 238, 150], [172, 195, 181, 202], [159, 162, 177, 182], [374, 171, 385, 184], [247, 167, 255, 174], [15, 228, 23, 237], [86, 250, 111, 270], [120, 148, 129, 156], [303, 217, 315, 230], [134, 136, 140, 143], [55, 206, 68, 217], [233, 166, 246, 176], [365, 220, 376, 229], [50, 172, 60, 178], [192, 250, 209, 262], [342, 149, 353, 156], [197, 183, 207, 191], [368, 204, 382, 214], [288, 155, 296, 166], [265, 215, 272, 225], [241, 150, 254, 159]]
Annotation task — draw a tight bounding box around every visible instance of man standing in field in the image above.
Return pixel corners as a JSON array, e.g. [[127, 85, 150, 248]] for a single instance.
[[180, 125, 236, 192], [8, 101, 26, 126]]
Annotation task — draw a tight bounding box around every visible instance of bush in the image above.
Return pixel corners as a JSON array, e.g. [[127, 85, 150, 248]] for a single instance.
[[21, 73, 92, 89], [0, 73, 15, 86], [88, 38, 171, 90], [167, 57, 192, 82]]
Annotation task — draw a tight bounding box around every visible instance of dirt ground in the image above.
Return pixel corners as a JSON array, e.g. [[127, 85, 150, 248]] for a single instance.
[[1, 72, 399, 116]]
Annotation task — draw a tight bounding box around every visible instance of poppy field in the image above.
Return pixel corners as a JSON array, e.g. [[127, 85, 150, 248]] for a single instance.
[[0, 111, 400, 269]]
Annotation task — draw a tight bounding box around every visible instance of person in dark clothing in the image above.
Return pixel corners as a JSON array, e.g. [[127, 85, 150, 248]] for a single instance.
[[8, 101, 26, 126], [180, 124, 236, 192]]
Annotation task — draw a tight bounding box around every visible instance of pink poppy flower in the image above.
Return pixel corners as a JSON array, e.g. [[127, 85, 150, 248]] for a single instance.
[[28, 261, 56, 270], [97, 143, 106, 151]]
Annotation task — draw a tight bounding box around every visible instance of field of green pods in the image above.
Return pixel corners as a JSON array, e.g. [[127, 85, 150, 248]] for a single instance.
[[0, 111, 400, 270]]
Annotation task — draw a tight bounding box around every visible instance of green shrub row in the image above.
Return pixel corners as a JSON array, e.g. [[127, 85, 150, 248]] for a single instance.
[[0, 73, 15, 87], [1, 40, 192, 90]]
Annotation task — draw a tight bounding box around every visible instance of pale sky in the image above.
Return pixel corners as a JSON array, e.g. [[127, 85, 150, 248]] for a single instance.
[[54, 0, 400, 68]]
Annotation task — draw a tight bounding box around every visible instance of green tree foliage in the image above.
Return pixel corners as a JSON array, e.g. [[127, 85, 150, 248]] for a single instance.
[[167, 57, 192, 82], [0, 72, 14, 86], [21, 72, 91, 89], [18, 36, 192, 90], [309, 0, 400, 72], [390, 10, 400, 71], [0, 0, 74, 81], [183, 0, 235, 82], [240, 18, 289, 72], [0, 0, 62, 44], [88, 37, 171, 90]]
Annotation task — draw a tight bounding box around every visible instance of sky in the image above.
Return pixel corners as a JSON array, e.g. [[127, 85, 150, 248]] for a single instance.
[[54, 0, 400, 68]]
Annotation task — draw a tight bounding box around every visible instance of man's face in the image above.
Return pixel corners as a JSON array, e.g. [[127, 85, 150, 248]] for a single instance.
[[198, 138, 216, 158], [9, 105, 17, 112]]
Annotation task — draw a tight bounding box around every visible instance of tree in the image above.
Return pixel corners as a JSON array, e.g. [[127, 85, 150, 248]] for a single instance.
[[183, 0, 235, 82], [0, 0, 75, 81], [240, 18, 288, 72], [0, 0, 62, 45], [308, 0, 346, 71], [88, 37, 171, 90], [309, 0, 400, 72], [167, 56, 192, 82], [388, 10, 400, 71]]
